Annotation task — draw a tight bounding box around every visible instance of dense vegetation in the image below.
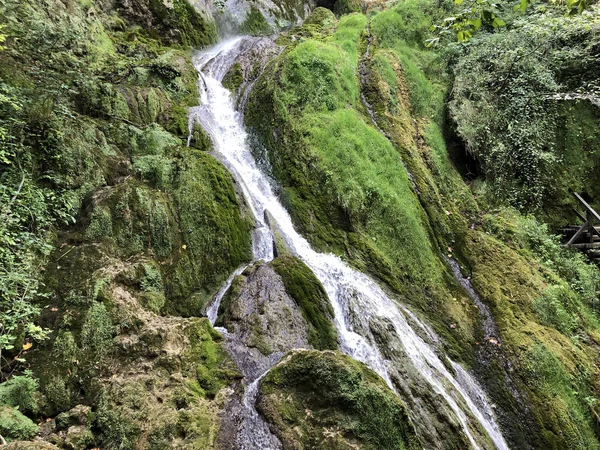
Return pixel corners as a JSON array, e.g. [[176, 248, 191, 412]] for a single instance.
[[0, 0, 599, 448], [0, 0, 251, 446], [246, 2, 600, 448]]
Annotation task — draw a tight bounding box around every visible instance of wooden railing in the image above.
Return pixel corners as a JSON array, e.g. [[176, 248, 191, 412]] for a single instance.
[[565, 192, 600, 248]]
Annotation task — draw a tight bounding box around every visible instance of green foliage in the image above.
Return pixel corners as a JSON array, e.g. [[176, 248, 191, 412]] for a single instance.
[[259, 350, 420, 450], [140, 262, 164, 293], [270, 256, 338, 350], [0, 405, 38, 441], [0, 374, 38, 415], [532, 285, 579, 335], [450, 10, 600, 211], [81, 302, 115, 360], [430, 0, 594, 45]]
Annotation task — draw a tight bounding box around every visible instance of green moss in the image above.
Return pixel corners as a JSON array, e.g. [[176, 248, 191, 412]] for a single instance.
[[86, 206, 113, 241], [183, 319, 240, 399], [302, 7, 337, 32], [167, 149, 252, 316], [81, 302, 116, 360], [333, 0, 362, 15], [0, 406, 38, 441], [147, 0, 217, 48], [241, 6, 273, 36], [0, 376, 38, 415], [270, 256, 338, 350], [259, 350, 420, 450], [188, 122, 213, 151], [222, 62, 244, 94]]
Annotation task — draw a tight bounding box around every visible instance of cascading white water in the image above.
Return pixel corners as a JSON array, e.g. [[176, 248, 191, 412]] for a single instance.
[[191, 37, 509, 450]]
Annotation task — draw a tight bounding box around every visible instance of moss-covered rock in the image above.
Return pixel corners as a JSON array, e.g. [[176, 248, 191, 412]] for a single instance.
[[241, 6, 273, 36], [216, 262, 316, 379], [0, 406, 38, 442], [270, 256, 338, 350], [258, 350, 420, 450], [4, 443, 58, 450]]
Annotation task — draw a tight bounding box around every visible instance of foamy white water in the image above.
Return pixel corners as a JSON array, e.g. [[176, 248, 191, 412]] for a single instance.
[[191, 37, 509, 450]]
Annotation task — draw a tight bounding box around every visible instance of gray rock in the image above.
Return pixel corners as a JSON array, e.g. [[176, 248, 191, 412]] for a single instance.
[[55, 405, 92, 431], [64, 425, 94, 450], [218, 262, 313, 381]]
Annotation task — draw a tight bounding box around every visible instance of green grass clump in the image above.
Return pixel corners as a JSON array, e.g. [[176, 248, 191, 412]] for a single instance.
[[258, 350, 420, 450], [270, 256, 338, 350]]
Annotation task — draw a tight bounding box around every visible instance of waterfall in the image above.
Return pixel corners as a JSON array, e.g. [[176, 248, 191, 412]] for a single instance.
[[190, 37, 510, 450]]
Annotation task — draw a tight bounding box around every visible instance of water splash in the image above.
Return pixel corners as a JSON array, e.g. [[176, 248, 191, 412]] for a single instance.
[[191, 37, 509, 450]]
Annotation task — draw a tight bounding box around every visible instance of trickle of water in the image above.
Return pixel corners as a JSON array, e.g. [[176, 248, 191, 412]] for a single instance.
[[192, 37, 510, 450], [237, 369, 283, 450], [206, 265, 249, 325]]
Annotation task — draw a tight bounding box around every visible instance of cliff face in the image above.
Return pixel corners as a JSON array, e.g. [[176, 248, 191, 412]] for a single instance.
[[1, 0, 600, 449]]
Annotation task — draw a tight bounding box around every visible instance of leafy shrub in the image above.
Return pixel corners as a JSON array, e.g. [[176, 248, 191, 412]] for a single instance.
[[0, 374, 38, 415], [450, 11, 600, 210], [532, 285, 579, 335]]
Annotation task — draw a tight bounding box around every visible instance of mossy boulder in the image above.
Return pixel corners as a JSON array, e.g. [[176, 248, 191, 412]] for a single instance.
[[270, 256, 338, 350], [0, 406, 38, 442], [216, 262, 316, 379], [258, 350, 420, 450]]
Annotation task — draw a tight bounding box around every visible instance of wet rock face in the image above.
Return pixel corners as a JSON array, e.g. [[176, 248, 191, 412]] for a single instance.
[[217, 262, 314, 380]]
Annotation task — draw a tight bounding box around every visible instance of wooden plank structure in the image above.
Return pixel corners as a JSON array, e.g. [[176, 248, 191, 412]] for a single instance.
[[563, 193, 600, 256]]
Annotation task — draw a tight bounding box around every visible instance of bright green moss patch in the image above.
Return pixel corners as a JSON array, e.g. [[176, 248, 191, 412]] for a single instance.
[[270, 256, 338, 350], [183, 319, 240, 399], [258, 350, 420, 450]]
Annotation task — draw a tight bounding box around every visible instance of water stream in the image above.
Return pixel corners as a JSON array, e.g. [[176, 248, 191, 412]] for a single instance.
[[191, 37, 510, 450]]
